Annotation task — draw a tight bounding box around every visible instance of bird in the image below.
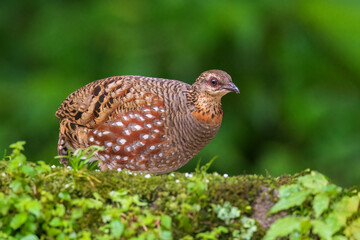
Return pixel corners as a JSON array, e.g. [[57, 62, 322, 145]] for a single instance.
[[55, 70, 239, 173]]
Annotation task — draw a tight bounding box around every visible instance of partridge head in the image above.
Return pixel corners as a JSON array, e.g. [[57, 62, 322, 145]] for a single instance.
[[56, 70, 239, 173]]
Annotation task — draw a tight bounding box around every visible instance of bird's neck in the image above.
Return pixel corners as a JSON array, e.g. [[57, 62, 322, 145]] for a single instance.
[[185, 87, 223, 125]]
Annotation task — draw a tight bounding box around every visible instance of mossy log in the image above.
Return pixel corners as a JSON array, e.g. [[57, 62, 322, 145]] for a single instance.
[[1, 142, 358, 240], [0, 154, 304, 239]]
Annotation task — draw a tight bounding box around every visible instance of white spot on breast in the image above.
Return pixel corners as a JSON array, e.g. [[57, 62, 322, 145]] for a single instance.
[[153, 120, 162, 126], [117, 138, 127, 145], [89, 137, 95, 142], [151, 106, 159, 111], [149, 145, 156, 150], [99, 155, 106, 161], [142, 108, 151, 113], [114, 155, 121, 160], [137, 155, 145, 160], [93, 130, 98, 135], [128, 113, 135, 119], [122, 116, 129, 121], [145, 113, 154, 119], [144, 123, 152, 129], [112, 121, 124, 127], [112, 145, 121, 152], [129, 124, 142, 131], [159, 108, 165, 113], [123, 129, 131, 135], [104, 154, 110, 159], [123, 156, 129, 161], [97, 132, 103, 137], [124, 146, 132, 152], [137, 115, 145, 121], [104, 141, 112, 147], [158, 152, 164, 158], [152, 129, 160, 133], [140, 134, 149, 140]]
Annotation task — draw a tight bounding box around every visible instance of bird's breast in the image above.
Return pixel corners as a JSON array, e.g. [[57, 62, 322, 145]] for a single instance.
[[191, 109, 223, 126]]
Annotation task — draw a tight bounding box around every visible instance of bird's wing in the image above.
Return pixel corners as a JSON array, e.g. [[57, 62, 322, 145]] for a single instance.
[[55, 76, 164, 128]]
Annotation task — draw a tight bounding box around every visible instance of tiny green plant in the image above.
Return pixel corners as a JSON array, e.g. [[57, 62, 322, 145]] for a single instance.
[[215, 202, 241, 225], [264, 171, 360, 240], [53, 145, 104, 188], [55, 145, 104, 171], [213, 202, 257, 240]]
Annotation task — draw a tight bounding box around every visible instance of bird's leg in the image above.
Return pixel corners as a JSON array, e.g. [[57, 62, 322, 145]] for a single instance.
[[57, 132, 69, 168], [60, 157, 68, 169]]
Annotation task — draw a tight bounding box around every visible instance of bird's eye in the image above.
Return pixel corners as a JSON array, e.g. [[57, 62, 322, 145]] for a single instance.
[[208, 78, 219, 87]]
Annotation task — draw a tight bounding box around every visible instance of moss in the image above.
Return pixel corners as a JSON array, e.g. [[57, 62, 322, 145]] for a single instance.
[[0, 156, 301, 239], [2, 142, 357, 239]]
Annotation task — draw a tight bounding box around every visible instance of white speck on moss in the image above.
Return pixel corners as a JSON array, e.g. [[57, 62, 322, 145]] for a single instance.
[[2, 173, 6, 177], [67, 166, 72, 170], [223, 174, 229, 178], [18, 163, 21, 167], [175, 179, 180, 183], [51, 165, 56, 169], [65, 184, 69, 188], [144, 174, 151, 179], [95, 169, 100, 172], [133, 173, 137, 176], [214, 172, 219, 176], [170, 173, 175, 177], [117, 168, 122, 172], [184, 173, 193, 178], [206, 179, 209, 183]]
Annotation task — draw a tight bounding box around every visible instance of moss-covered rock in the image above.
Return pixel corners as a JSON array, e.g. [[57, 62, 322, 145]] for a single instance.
[[0, 142, 359, 239]]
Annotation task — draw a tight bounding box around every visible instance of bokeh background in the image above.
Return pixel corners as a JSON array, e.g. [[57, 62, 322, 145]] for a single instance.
[[1, 0, 359, 186]]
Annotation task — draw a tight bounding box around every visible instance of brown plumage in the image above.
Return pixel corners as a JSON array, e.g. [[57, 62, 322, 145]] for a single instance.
[[55, 70, 239, 173]]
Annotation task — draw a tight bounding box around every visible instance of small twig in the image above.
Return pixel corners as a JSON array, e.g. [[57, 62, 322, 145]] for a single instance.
[[33, 185, 37, 197], [155, 219, 161, 229], [142, 224, 148, 231]]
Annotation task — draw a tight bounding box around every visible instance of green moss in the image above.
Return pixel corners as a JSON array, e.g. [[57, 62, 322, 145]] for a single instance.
[[1, 142, 357, 239], [264, 171, 360, 239]]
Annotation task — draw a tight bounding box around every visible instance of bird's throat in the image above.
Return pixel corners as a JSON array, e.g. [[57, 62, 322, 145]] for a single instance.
[[186, 89, 223, 125]]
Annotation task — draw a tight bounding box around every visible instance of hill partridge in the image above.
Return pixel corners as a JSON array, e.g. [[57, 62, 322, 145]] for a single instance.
[[56, 70, 239, 173]]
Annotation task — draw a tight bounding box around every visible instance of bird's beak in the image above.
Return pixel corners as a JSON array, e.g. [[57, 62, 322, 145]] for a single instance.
[[222, 82, 240, 94]]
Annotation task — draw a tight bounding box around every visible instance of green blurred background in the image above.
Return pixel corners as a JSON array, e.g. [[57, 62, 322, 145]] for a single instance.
[[1, 0, 359, 186]]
